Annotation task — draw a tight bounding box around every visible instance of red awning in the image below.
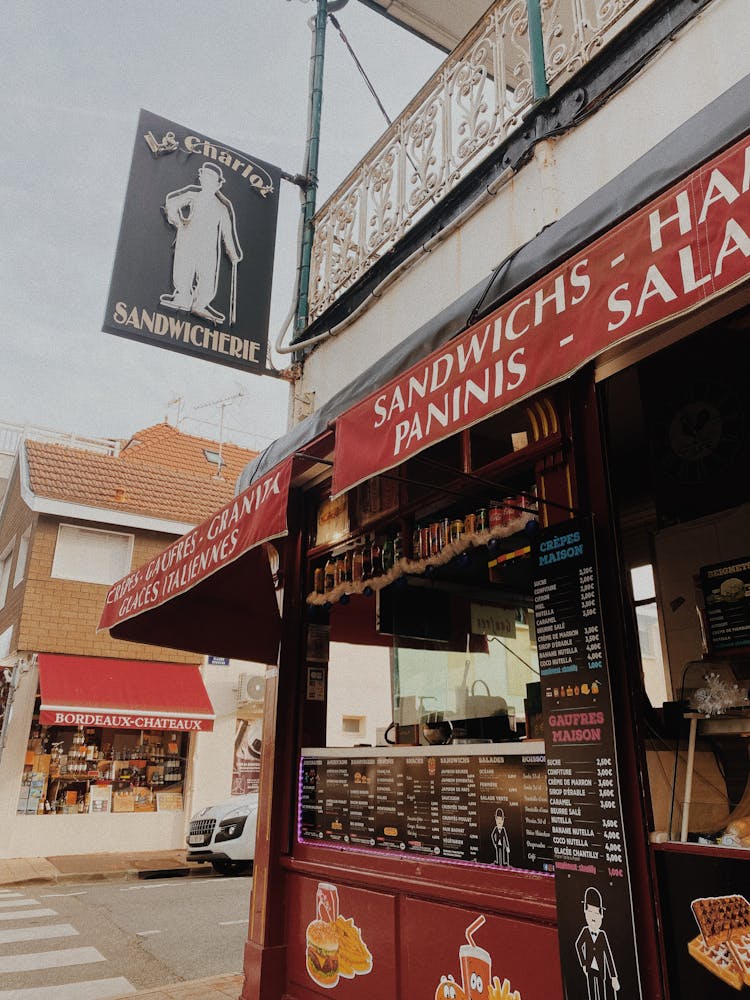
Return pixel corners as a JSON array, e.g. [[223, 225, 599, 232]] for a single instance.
[[38, 654, 215, 732], [98, 459, 292, 664], [331, 133, 750, 496]]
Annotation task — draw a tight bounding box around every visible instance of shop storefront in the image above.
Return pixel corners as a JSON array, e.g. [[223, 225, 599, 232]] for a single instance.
[[18, 654, 213, 816], [99, 119, 750, 1000], [3, 654, 214, 857]]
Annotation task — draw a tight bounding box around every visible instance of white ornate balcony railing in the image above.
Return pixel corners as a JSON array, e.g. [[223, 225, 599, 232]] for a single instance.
[[309, 0, 534, 322], [542, 0, 652, 87], [308, 0, 653, 325]]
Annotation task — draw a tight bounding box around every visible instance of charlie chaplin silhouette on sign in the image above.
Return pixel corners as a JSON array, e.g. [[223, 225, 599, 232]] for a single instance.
[[161, 163, 243, 325]]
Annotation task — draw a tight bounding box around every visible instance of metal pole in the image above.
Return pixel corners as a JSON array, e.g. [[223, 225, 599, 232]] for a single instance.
[[294, 0, 328, 340], [526, 0, 549, 102]]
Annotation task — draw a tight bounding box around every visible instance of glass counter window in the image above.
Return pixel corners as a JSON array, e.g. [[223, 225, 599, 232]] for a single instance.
[[392, 605, 539, 745], [316, 517, 543, 750]]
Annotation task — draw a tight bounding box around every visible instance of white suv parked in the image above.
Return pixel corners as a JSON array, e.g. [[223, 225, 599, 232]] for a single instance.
[[186, 792, 258, 876]]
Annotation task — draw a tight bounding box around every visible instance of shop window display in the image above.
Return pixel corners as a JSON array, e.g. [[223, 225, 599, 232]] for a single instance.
[[19, 710, 187, 815]]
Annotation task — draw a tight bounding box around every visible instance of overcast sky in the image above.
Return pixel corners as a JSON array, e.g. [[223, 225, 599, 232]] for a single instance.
[[1, 1, 440, 452]]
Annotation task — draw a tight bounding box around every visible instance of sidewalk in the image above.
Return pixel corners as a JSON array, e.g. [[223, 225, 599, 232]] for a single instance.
[[0, 851, 246, 999], [0, 849, 200, 887], [113, 973, 244, 999]]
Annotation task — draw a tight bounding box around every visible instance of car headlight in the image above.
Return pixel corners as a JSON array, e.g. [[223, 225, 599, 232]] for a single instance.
[[215, 811, 250, 843], [223, 806, 252, 821]]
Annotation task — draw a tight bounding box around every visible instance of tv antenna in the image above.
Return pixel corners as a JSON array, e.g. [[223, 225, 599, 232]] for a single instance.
[[193, 390, 245, 477], [166, 395, 184, 427]]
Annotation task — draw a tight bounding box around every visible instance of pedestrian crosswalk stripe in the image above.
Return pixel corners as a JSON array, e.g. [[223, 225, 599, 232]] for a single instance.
[[0, 977, 136, 998], [0, 894, 21, 899], [0, 908, 57, 922], [0, 945, 104, 973], [0, 899, 37, 909], [0, 922, 78, 945]]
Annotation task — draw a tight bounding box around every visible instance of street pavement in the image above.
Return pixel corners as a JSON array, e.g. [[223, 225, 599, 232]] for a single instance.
[[0, 851, 249, 1000]]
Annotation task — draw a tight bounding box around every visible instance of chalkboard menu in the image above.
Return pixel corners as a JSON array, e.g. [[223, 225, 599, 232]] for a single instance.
[[533, 518, 643, 1000], [299, 747, 553, 874], [700, 555, 750, 652]]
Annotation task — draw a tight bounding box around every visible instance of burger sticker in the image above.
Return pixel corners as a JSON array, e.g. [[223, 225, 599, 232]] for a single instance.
[[307, 919, 342, 988], [306, 882, 373, 990]]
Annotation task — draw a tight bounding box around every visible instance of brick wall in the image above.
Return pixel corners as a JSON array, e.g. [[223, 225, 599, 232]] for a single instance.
[[17, 514, 198, 665], [0, 465, 34, 649]]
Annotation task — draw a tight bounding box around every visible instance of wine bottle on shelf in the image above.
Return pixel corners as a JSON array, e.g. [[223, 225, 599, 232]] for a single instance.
[[393, 528, 404, 563], [371, 537, 383, 577], [343, 550, 353, 583], [381, 535, 394, 573], [324, 556, 336, 592], [362, 536, 372, 580], [351, 544, 364, 582]]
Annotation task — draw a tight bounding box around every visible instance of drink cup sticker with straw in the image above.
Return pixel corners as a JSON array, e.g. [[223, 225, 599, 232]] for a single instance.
[[460, 916, 492, 999]]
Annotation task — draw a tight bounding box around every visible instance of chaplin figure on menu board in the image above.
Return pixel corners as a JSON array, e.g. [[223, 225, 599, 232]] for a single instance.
[[160, 163, 243, 325], [491, 807, 511, 867], [575, 887, 620, 999]]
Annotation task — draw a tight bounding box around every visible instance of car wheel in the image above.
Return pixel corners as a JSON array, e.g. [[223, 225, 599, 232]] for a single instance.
[[211, 859, 252, 876]]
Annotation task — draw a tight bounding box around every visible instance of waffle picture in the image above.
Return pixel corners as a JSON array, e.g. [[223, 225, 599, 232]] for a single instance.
[[688, 935, 743, 991], [728, 932, 750, 987], [692, 895, 750, 948]]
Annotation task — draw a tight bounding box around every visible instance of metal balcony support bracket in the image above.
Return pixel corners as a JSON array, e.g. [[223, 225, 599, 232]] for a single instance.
[[526, 0, 549, 102]]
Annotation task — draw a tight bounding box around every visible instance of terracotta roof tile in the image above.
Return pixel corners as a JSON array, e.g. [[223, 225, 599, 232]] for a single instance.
[[118, 423, 255, 486], [25, 425, 259, 524]]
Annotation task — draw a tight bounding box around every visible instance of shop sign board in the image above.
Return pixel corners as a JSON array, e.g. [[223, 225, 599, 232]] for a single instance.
[[104, 109, 281, 374], [99, 458, 292, 632], [532, 518, 642, 999], [700, 555, 750, 652], [299, 748, 554, 874], [39, 710, 212, 732], [333, 132, 750, 496]]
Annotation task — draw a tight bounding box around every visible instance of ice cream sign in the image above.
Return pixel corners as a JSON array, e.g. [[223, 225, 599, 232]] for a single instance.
[[435, 916, 522, 1000]]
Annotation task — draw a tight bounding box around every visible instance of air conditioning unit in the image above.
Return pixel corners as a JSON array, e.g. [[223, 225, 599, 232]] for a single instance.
[[238, 673, 266, 706]]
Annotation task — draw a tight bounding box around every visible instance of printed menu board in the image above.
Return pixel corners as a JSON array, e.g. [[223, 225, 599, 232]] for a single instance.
[[533, 517, 643, 1000], [700, 555, 750, 652], [299, 750, 553, 874]]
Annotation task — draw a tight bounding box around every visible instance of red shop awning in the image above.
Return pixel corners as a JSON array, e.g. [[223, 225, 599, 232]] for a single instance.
[[38, 654, 215, 732], [332, 132, 750, 496], [98, 458, 292, 664]]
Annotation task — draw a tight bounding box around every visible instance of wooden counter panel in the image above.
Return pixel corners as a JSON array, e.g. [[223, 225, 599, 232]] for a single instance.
[[282, 869, 564, 1000]]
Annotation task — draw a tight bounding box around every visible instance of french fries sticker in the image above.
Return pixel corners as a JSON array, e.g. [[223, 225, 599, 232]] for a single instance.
[[334, 915, 373, 978]]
